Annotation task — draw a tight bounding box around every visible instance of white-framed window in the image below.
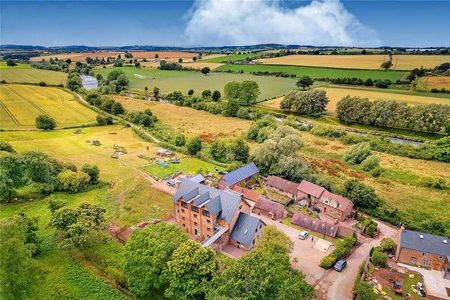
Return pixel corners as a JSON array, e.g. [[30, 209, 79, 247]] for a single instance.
[[410, 257, 416, 264], [422, 260, 430, 267]]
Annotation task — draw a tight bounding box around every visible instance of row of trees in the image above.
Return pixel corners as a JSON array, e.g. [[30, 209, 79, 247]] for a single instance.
[[0, 151, 99, 202], [280, 89, 329, 116], [124, 223, 314, 299], [336, 96, 450, 133], [85, 91, 125, 115]]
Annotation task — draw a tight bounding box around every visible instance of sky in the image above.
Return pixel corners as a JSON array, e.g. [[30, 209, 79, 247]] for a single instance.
[[1, 0, 449, 48]]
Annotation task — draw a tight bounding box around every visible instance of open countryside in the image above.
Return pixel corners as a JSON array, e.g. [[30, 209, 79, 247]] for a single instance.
[[259, 86, 450, 113], [0, 68, 67, 85], [0, 84, 97, 129], [95, 67, 297, 100], [258, 54, 450, 70]]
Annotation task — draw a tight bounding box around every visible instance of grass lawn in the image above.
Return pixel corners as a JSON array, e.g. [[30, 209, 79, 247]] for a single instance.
[[143, 155, 224, 179], [294, 131, 450, 234], [375, 271, 423, 300], [113, 95, 252, 140], [258, 86, 450, 114], [0, 84, 97, 129], [215, 64, 407, 81], [95, 67, 297, 101], [0, 68, 67, 85], [258, 54, 450, 71], [0, 61, 32, 69], [0, 125, 178, 298]]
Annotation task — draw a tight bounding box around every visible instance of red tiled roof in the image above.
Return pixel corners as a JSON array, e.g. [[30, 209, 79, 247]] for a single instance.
[[232, 186, 260, 202], [297, 180, 325, 198], [266, 176, 299, 195], [292, 213, 338, 237], [320, 190, 353, 212]]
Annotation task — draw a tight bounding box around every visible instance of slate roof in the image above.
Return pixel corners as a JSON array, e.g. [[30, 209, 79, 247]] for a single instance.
[[400, 230, 450, 257], [221, 162, 259, 186], [292, 213, 338, 237], [297, 180, 325, 198], [230, 212, 265, 248], [189, 174, 205, 183], [266, 176, 299, 195], [173, 179, 241, 224], [254, 197, 287, 219]]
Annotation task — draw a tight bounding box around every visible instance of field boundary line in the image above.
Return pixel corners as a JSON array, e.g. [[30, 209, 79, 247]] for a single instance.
[[6, 85, 59, 124], [0, 100, 20, 125]]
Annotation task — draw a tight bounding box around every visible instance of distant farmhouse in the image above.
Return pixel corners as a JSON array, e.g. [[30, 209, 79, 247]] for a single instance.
[[173, 179, 265, 251], [396, 229, 450, 278]]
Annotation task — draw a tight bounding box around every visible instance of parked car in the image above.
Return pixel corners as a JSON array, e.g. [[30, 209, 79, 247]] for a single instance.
[[333, 259, 347, 272], [298, 230, 309, 240], [415, 283, 426, 297], [393, 279, 402, 295]]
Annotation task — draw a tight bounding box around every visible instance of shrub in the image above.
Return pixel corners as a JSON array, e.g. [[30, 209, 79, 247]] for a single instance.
[[355, 282, 375, 300], [320, 255, 337, 268], [81, 164, 99, 184], [344, 142, 372, 164], [57, 170, 90, 193], [361, 155, 380, 171], [96, 115, 113, 125], [310, 126, 345, 138], [343, 179, 381, 209], [380, 238, 396, 253], [0, 141, 15, 153], [320, 236, 357, 269], [38, 81, 47, 86], [187, 137, 202, 155], [174, 134, 186, 147], [35, 115, 56, 130], [420, 177, 448, 190], [365, 224, 378, 237], [371, 248, 388, 267]]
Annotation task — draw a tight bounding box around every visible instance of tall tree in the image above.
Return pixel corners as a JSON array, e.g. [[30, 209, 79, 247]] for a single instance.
[[201, 66, 211, 75], [296, 76, 314, 90]]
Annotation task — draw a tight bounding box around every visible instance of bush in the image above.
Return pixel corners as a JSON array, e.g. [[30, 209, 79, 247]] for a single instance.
[[96, 115, 113, 125], [380, 238, 396, 253], [187, 137, 202, 155], [320, 255, 337, 268], [174, 134, 186, 147], [361, 155, 380, 171], [38, 81, 47, 86], [320, 236, 357, 269], [57, 170, 90, 193], [365, 224, 378, 237], [81, 164, 99, 184], [35, 114, 56, 130], [371, 247, 388, 267], [0, 141, 15, 153], [420, 177, 448, 190], [344, 142, 372, 164], [310, 126, 345, 138], [355, 281, 375, 300], [343, 179, 381, 209]]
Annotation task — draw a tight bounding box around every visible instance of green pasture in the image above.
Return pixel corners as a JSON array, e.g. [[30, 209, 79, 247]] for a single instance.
[[95, 67, 297, 101], [0, 61, 32, 69], [143, 156, 224, 179], [215, 64, 407, 81], [204, 53, 263, 63]]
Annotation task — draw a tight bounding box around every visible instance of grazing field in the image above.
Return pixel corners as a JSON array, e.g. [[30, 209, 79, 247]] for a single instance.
[[113, 95, 251, 139], [259, 86, 450, 113], [0, 67, 67, 85], [30, 51, 199, 62], [215, 64, 406, 81], [417, 76, 450, 91], [297, 132, 450, 234], [0, 84, 97, 129], [0, 61, 32, 69], [0, 125, 177, 298], [96, 67, 297, 100], [258, 55, 450, 70]]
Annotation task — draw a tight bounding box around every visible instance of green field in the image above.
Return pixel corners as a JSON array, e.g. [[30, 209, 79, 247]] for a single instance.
[[95, 67, 297, 101], [0, 84, 97, 129], [0, 67, 67, 85], [215, 64, 407, 81], [144, 156, 224, 179], [0, 61, 32, 69], [204, 53, 263, 63]]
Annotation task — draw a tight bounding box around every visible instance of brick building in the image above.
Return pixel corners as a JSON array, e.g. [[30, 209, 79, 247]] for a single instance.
[[173, 179, 265, 251], [266, 176, 298, 199], [297, 180, 353, 221], [396, 229, 450, 278]]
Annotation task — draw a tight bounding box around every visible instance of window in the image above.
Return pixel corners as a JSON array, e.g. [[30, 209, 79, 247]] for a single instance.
[[181, 216, 185, 220], [177, 209, 179, 214], [194, 222, 198, 226], [410, 257, 416, 264], [206, 219, 211, 224], [181, 209, 185, 213], [202, 209, 210, 217], [239, 205, 242, 210], [182, 224, 186, 227], [191, 206, 199, 213], [193, 214, 198, 218], [422, 260, 430, 267], [181, 202, 188, 208], [252, 239, 255, 245], [207, 228, 211, 232], [259, 224, 262, 229]]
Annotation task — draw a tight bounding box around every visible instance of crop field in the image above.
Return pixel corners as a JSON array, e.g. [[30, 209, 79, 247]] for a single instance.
[[0, 125, 177, 298], [204, 53, 262, 63], [113, 95, 251, 140], [297, 132, 450, 234], [0, 84, 97, 129], [96, 67, 297, 100], [257, 54, 450, 70], [417, 76, 450, 91], [30, 51, 199, 62], [0, 67, 67, 85], [215, 64, 406, 81], [259, 86, 450, 113]]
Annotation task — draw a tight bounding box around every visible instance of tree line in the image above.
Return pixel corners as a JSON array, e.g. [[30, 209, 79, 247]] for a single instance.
[[336, 96, 450, 133]]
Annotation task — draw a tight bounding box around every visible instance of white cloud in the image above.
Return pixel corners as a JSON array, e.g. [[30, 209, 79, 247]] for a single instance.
[[185, 0, 380, 47]]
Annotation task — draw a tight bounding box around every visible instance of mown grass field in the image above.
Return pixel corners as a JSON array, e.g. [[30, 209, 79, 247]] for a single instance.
[[259, 86, 450, 113], [113, 95, 252, 140], [144, 156, 224, 179], [215, 64, 406, 81], [257, 55, 450, 70], [0, 125, 178, 298], [417, 76, 450, 91], [0, 84, 97, 129], [0, 61, 32, 69], [96, 67, 297, 101], [296, 132, 450, 234], [0, 67, 67, 85]]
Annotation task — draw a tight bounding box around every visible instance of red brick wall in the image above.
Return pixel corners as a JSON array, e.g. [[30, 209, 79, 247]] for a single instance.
[[397, 247, 448, 271]]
